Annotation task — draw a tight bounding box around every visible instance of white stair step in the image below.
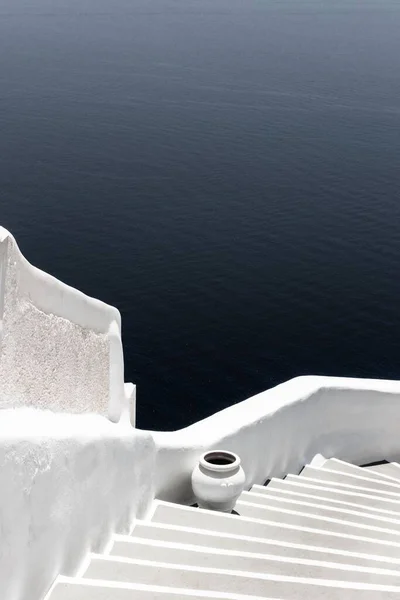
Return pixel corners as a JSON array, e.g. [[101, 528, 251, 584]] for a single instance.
[[111, 534, 400, 585], [248, 486, 400, 517], [299, 466, 400, 496], [320, 459, 400, 483], [266, 477, 400, 515], [48, 576, 266, 600], [250, 484, 400, 518], [83, 554, 400, 600], [363, 463, 400, 480], [240, 490, 400, 532], [130, 520, 400, 569], [235, 498, 400, 543], [150, 501, 400, 561]]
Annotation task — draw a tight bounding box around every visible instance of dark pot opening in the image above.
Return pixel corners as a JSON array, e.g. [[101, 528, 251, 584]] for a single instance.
[[204, 451, 236, 466]]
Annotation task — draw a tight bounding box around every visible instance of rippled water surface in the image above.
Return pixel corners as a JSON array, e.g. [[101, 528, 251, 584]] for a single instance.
[[1, 0, 400, 430]]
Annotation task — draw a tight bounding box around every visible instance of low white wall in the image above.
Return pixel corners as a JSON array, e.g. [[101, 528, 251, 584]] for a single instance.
[[3, 375, 400, 600], [0, 409, 156, 600], [3, 376, 400, 600], [0, 227, 127, 422], [152, 375, 400, 503]]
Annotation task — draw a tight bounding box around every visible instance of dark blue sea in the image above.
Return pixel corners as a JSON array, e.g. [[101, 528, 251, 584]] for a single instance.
[[1, 0, 400, 430]]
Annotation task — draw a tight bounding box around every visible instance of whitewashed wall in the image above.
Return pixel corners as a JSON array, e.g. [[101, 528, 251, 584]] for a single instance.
[[0, 227, 129, 423], [0, 227, 143, 600], [3, 376, 400, 600], [152, 376, 400, 503], [0, 410, 155, 600]]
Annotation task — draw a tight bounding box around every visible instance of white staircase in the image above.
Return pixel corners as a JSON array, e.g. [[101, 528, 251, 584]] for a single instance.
[[48, 459, 400, 599]]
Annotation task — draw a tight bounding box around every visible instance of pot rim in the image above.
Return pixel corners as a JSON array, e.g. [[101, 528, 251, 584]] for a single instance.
[[199, 450, 241, 472]]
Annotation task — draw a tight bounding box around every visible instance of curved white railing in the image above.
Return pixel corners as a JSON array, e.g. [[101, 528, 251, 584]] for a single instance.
[[152, 375, 400, 503]]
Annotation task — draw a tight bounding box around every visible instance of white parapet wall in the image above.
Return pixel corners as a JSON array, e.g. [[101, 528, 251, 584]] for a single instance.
[[152, 375, 400, 504], [0, 227, 129, 423], [3, 375, 400, 600], [0, 410, 156, 600], [0, 227, 146, 600]]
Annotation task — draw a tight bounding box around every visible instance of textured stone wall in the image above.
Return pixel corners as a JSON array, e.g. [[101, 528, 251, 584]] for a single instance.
[[0, 229, 125, 419]]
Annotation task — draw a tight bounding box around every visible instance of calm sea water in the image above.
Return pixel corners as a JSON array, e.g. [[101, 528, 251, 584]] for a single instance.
[[1, 0, 400, 430]]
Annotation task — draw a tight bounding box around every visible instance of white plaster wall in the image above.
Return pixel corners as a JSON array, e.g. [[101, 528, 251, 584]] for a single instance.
[[3, 375, 400, 600], [4, 375, 400, 600], [152, 376, 400, 503], [0, 228, 127, 422], [0, 409, 156, 600]]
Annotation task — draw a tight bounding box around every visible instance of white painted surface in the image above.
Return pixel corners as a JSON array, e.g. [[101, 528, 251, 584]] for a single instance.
[[47, 576, 400, 600], [81, 553, 400, 598], [128, 519, 400, 567], [4, 227, 400, 599], [111, 533, 400, 578], [151, 376, 400, 503], [191, 451, 245, 512], [320, 458, 400, 483], [0, 410, 155, 600], [0, 227, 126, 421], [49, 577, 274, 600], [366, 463, 400, 479]]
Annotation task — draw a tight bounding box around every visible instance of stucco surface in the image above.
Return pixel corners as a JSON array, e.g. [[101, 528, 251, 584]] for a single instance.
[[3, 376, 400, 600], [0, 409, 156, 600], [0, 228, 126, 420], [152, 376, 400, 504]]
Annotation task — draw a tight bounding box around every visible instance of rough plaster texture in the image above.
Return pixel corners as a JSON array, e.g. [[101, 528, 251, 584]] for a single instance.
[[0, 409, 156, 600], [0, 228, 127, 421], [152, 376, 400, 504]]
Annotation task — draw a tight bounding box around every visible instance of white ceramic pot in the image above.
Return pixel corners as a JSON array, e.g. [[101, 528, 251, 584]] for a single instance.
[[191, 450, 246, 512]]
